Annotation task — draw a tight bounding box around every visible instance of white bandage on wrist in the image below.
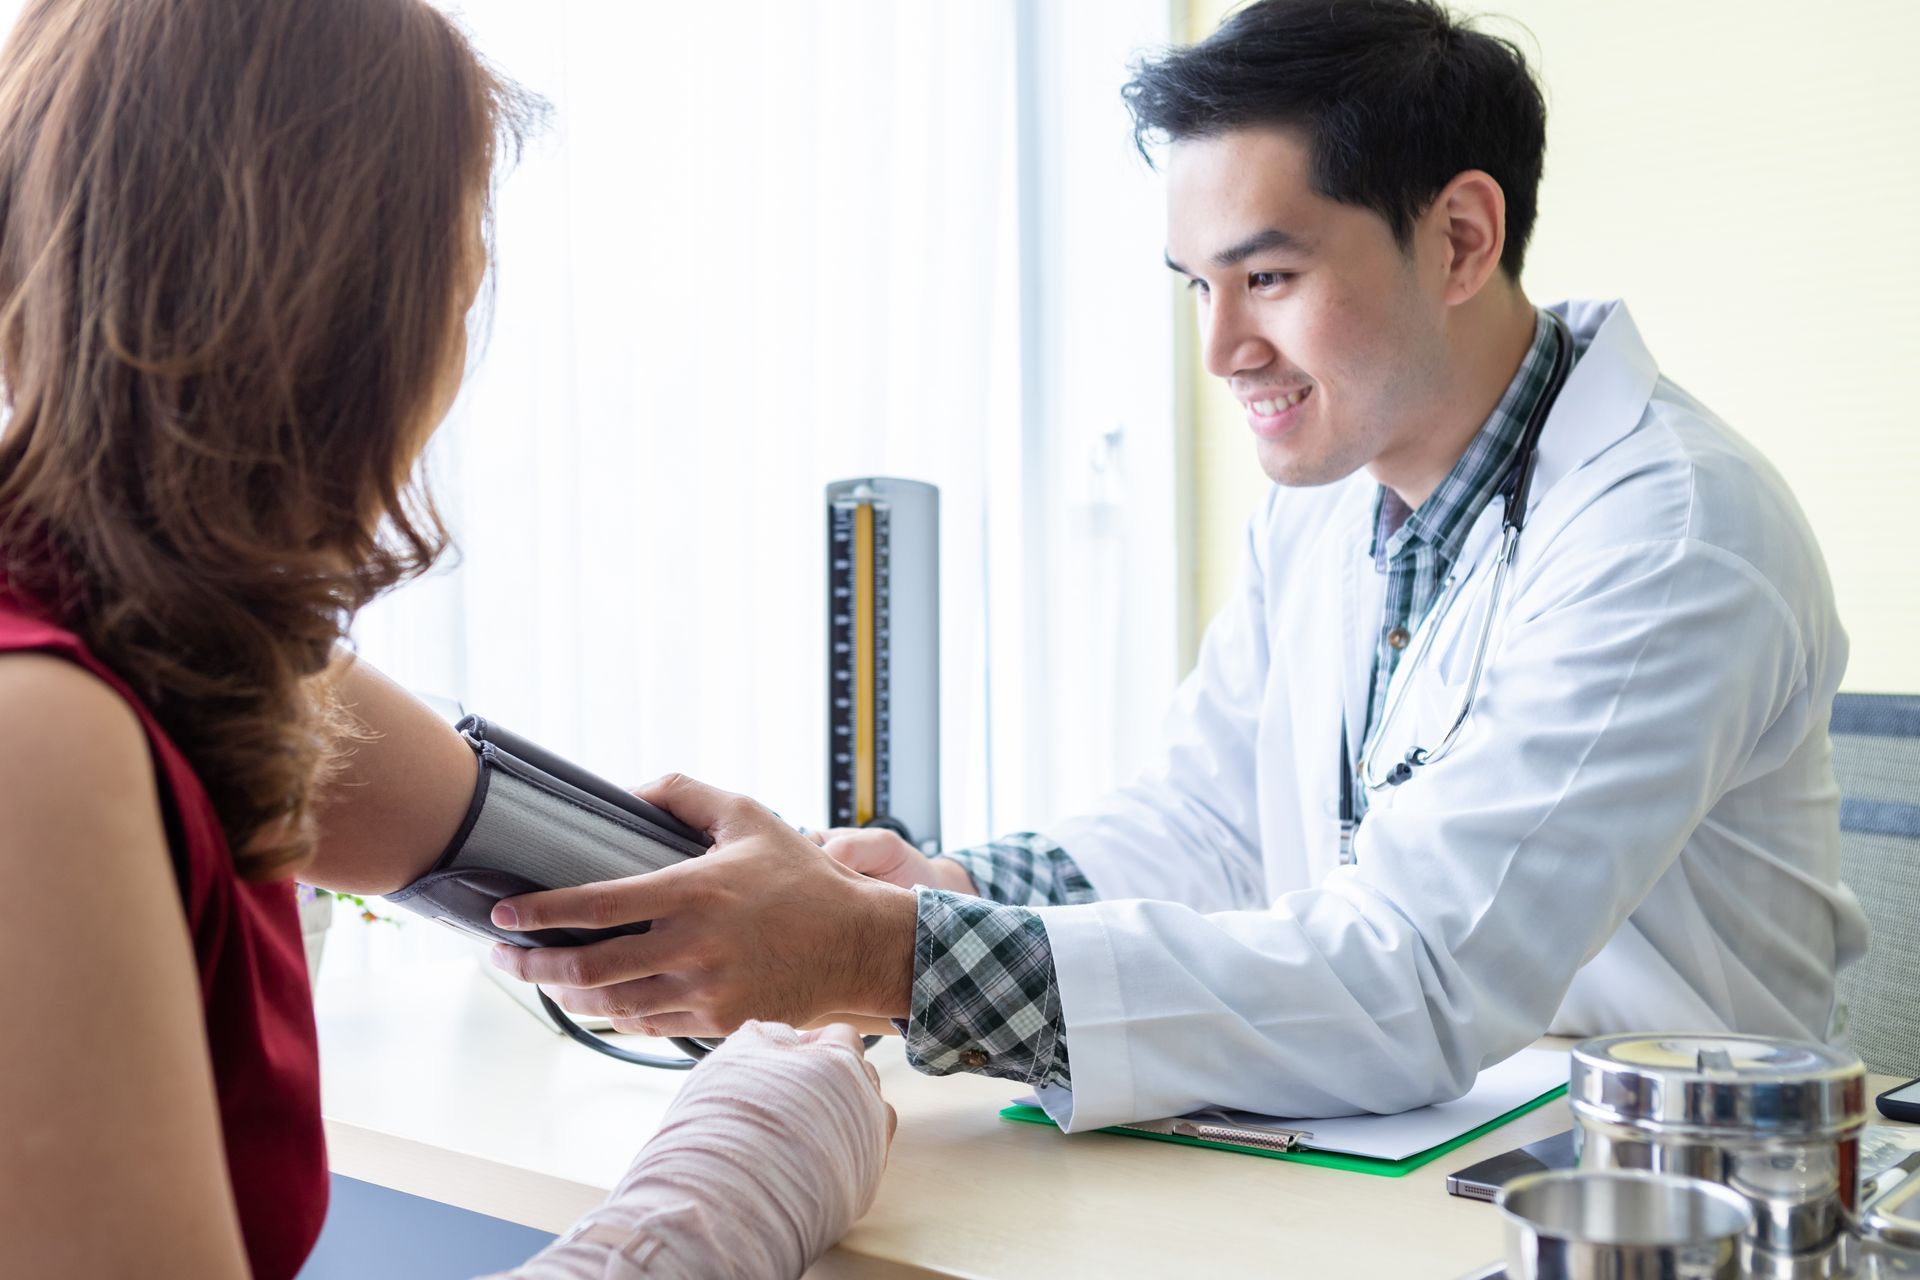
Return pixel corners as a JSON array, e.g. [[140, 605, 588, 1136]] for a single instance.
[[482, 1022, 890, 1280]]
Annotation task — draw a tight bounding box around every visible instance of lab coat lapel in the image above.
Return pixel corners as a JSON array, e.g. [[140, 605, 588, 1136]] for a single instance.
[[1452, 503, 1507, 585], [1532, 300, 1660, 513]]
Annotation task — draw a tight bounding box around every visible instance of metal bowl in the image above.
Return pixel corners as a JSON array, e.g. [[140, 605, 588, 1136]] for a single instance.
[[1497, 1168, 1755, 1280]]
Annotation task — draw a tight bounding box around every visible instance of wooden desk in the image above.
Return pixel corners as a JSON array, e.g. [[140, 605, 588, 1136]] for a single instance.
[[313, 933, 1912, 1279]]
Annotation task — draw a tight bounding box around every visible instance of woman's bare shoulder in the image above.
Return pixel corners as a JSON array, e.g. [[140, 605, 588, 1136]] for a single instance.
[[0, 651, 155, 847]]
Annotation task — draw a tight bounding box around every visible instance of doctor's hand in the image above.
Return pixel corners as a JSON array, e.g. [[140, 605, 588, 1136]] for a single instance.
[[812, 826, 979, 895], [486, 774, 918, 1039]]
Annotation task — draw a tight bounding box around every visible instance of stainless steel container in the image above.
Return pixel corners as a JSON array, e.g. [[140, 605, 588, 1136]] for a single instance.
[[1569, 1034, 1868, 1256], [1743, 1233, 1860, 1279], [1497, 1168, 1753, 1280], [1861, 1169, 1920, 1278]]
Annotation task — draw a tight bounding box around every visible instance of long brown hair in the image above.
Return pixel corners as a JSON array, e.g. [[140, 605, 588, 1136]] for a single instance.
[[0, 0, 536, 877]]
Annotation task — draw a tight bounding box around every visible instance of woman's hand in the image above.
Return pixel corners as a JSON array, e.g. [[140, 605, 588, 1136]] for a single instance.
[[811, 826, 978, 895], [507, 1020, 894, 1280]]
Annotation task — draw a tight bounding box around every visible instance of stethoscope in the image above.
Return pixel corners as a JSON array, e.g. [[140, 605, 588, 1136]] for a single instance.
[[1337, 313, 1574, 858]]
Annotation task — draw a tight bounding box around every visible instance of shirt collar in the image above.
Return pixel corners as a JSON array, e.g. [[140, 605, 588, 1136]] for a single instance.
[[1370, 309, 1563, 568]]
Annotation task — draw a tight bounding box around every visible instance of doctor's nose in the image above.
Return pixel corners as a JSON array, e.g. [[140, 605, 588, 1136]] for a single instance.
[[1200, 296, 1276, 382]]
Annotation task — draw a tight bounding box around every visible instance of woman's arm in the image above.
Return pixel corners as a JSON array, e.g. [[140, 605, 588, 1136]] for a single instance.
[[486, 1022, 894, 1280], [0, 654, 251, 1279], [303, 655, 478, 893]]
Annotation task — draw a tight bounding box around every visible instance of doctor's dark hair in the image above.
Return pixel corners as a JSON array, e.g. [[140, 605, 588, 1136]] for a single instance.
[[0, 0, 540, 879], [1122, 0, 1547, 278]]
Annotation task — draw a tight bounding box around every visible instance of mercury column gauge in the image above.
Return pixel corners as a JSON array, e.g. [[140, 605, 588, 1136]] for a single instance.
[[825, 478, 940, 852]]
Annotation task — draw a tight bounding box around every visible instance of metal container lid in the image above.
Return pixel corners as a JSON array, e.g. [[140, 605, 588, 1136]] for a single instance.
[[1569, 1034, 1866, 1138]]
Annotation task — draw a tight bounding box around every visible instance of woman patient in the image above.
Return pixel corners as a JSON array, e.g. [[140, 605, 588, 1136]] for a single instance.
[[0, 1, 891, 1276]]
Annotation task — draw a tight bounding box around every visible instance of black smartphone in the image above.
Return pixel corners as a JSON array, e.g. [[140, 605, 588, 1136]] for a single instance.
[[1444, 1128, 1578, 1201], [1879, 1077, 1920, 1125]]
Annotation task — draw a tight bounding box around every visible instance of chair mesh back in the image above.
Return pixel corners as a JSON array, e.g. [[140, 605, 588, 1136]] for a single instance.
[[1831, 694, 1920, 1076]]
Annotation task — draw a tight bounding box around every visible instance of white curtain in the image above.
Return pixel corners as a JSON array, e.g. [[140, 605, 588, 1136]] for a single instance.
[[358, 1, 1016, 839], [994, 0, 1185, 828]]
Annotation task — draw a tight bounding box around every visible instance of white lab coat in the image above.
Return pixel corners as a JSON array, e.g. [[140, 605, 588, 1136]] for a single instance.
[[1036, 299, 1870, 1133]]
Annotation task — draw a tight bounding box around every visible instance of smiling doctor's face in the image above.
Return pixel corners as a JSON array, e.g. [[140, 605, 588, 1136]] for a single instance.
[[1166, 126, 1455, 489]]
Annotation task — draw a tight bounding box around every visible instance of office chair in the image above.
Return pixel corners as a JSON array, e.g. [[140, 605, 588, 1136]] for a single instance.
[[1830, 693, 1920, 1077]]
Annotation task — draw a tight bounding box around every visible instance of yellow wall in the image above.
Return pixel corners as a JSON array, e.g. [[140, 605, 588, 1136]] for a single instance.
[[1183, 0, 1920, 692]]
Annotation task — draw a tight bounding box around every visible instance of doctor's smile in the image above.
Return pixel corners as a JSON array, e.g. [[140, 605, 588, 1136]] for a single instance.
[[1240, 383, 1314, 435]]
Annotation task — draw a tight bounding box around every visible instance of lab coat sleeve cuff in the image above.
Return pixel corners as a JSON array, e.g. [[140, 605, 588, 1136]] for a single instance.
[[1034, 902, 1134, 1133], [895, 887, 1072, 1088]]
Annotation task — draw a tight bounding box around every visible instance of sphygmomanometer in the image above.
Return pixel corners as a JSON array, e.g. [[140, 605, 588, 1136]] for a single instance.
[[391, 477, 941, 1070], [385, 715, 724, 1069]]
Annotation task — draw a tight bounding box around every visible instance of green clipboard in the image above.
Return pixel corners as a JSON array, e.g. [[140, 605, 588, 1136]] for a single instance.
[[998, 1084, 1568, 1178]]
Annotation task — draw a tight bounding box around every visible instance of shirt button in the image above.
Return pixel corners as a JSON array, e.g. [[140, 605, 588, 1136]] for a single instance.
[[959, 1048, 989, 1070], [1386, 626, 1411, 650]]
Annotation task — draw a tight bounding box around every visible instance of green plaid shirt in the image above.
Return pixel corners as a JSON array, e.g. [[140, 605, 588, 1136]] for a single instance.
[[901, 311, 1566, 1088]]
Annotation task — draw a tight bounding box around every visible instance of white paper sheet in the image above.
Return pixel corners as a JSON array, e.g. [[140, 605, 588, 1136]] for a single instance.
[[1019, 1047, 1570, 1161], [1221, 1048, 1569, 1159]]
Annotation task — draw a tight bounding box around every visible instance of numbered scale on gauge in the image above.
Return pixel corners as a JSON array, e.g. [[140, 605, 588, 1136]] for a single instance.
[[825, 478, 941, 852]]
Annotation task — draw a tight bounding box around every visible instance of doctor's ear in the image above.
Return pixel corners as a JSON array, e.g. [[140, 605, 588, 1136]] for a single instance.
[[1428, 169, 1509, 306]]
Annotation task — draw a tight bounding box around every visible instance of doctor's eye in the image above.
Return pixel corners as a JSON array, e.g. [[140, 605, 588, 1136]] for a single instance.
[[1184, 276, 1210, 297], [1248, 270, 1296, 291]]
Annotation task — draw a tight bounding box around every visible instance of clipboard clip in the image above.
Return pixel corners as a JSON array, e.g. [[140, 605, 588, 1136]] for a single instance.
[[1118, 1112, 1315, 1152]]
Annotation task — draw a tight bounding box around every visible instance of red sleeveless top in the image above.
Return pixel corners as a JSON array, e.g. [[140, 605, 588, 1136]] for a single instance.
[[0, 587, 328, 1279]]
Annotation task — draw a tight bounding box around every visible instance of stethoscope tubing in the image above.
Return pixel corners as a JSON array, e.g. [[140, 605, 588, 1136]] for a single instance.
[[1354, 313, 1574, 794], [539, 988, 711, 1068], [536, 988, 883, 1069]]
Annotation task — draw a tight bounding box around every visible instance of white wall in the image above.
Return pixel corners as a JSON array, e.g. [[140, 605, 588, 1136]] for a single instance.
[[1508, 0, 1919, 692]]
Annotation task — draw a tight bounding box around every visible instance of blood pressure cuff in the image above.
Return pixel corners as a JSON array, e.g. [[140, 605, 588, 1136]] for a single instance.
[[385, 715, 711, 949]]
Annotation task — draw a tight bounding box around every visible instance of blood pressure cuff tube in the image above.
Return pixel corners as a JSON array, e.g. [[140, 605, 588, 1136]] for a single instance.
[[384, 716, 712, 949]]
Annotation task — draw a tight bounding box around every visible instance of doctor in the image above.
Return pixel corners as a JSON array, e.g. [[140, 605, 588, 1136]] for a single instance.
[[492, 0, 1868, 1131]]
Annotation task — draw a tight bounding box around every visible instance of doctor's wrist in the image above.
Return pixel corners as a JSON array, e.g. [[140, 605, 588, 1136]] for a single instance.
[[847, 878, 917, 1020], [928, 856, 980, 896]]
